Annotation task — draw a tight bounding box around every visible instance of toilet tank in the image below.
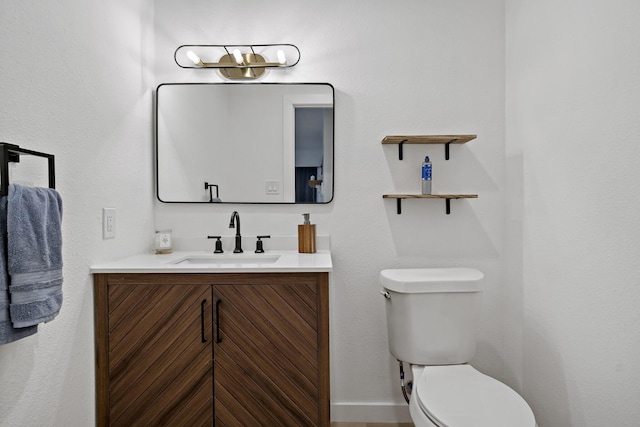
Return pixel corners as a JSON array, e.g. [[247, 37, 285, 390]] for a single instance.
[[380, 268, 483, 365]]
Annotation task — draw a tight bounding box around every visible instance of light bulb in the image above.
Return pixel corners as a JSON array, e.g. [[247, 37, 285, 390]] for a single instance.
[[277, 50, 286, 65], [186, 50, 202, 66], [233, 49, 243, 64]]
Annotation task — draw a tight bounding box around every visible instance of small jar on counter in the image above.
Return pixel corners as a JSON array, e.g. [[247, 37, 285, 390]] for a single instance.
[[154, 229, 173, 254]]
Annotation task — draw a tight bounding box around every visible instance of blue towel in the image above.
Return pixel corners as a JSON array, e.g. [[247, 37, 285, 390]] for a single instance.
[[7, 184, 63, 328], [0, 196, 38, 344]]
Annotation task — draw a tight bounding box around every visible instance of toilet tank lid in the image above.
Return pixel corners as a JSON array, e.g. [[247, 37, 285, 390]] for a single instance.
[[380, 268, 483, 293]]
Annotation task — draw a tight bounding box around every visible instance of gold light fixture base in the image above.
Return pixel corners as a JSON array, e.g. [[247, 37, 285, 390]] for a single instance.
[[218, 53, 266, 79]]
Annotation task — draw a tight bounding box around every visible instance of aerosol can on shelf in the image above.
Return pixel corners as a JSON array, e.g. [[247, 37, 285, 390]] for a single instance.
[[421, 156, 432, 195]]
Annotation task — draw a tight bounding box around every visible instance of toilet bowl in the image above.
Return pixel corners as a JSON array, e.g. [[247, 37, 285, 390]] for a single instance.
[[380, 268, 536, 427], [409, 365, 535, 427]]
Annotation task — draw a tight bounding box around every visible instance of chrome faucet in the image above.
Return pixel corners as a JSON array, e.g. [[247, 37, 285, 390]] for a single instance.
[[229, 211, 243, 253]]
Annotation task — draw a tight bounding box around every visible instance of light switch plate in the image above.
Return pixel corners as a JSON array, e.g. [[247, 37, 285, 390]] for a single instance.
[[265, 180, 280, 195], [102, 207, 115, 239]]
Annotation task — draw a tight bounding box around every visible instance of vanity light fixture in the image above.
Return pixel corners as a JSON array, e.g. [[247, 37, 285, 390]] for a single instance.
[[174, 44, 300, 80]]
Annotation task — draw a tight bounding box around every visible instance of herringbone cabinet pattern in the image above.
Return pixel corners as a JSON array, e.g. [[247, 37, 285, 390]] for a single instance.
[[93, 272, 330, 427]]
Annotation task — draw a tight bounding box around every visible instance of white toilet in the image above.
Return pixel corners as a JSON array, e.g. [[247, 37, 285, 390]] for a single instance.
[[380, 268, 536, 427]]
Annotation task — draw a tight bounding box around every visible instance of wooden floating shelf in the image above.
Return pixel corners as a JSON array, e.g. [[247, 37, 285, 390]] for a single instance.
[[382, 135, 477, 144], [383, 194, 478, 215], [382, 134, 477, 160]]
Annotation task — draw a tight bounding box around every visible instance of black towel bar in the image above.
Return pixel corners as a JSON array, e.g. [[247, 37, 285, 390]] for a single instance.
[[0, 143, 55, 196]]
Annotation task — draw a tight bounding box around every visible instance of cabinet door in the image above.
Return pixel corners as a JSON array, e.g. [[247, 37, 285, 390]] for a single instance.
[[213, 282, 320, 426], [108, 284, 213, 426]]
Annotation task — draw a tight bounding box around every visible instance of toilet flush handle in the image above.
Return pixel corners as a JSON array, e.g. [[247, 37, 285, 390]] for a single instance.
[[380, 290, 391, 299]]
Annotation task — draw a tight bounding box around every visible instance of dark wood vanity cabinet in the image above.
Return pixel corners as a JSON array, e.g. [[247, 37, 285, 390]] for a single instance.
[[99, 282, 213, 426], [93, 272, 330, 427]]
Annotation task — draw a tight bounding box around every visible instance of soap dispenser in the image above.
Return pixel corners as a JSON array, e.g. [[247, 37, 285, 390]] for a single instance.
[[298, 213, 317, 253]]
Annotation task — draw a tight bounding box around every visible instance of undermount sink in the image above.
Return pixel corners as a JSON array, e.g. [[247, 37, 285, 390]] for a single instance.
[[170, 254, 281, 266]]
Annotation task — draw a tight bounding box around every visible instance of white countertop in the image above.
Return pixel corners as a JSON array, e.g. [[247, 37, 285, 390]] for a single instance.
[[90, 250, 333, 274]]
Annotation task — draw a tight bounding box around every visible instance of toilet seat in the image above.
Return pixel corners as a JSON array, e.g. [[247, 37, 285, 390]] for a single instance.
[[414, 364, 535, 427]]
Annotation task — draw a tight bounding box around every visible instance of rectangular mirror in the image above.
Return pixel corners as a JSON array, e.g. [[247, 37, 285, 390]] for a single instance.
[[156, 83, 334, 203]]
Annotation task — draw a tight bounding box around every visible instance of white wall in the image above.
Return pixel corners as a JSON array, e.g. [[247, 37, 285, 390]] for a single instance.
[[153, 0, 506, 421], [10, 1, 638, 426], [507, 1, 640, 426], [0, 0, 154, 425]]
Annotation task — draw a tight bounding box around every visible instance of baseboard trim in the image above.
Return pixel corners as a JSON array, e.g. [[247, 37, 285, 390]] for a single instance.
[[331, 402, 412, 423]]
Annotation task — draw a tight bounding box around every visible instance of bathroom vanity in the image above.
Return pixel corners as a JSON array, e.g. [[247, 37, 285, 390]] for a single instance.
[[91, 251, 331, 426]]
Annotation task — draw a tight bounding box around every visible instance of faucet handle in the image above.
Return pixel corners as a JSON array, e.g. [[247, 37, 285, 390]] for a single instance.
[[207, 235, 224, 253], [255, 235, 271, 253]]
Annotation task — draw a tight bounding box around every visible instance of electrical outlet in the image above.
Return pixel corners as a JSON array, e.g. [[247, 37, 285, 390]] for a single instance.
[[102, 208, 116, 239], [265, 180, 280, 195]]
